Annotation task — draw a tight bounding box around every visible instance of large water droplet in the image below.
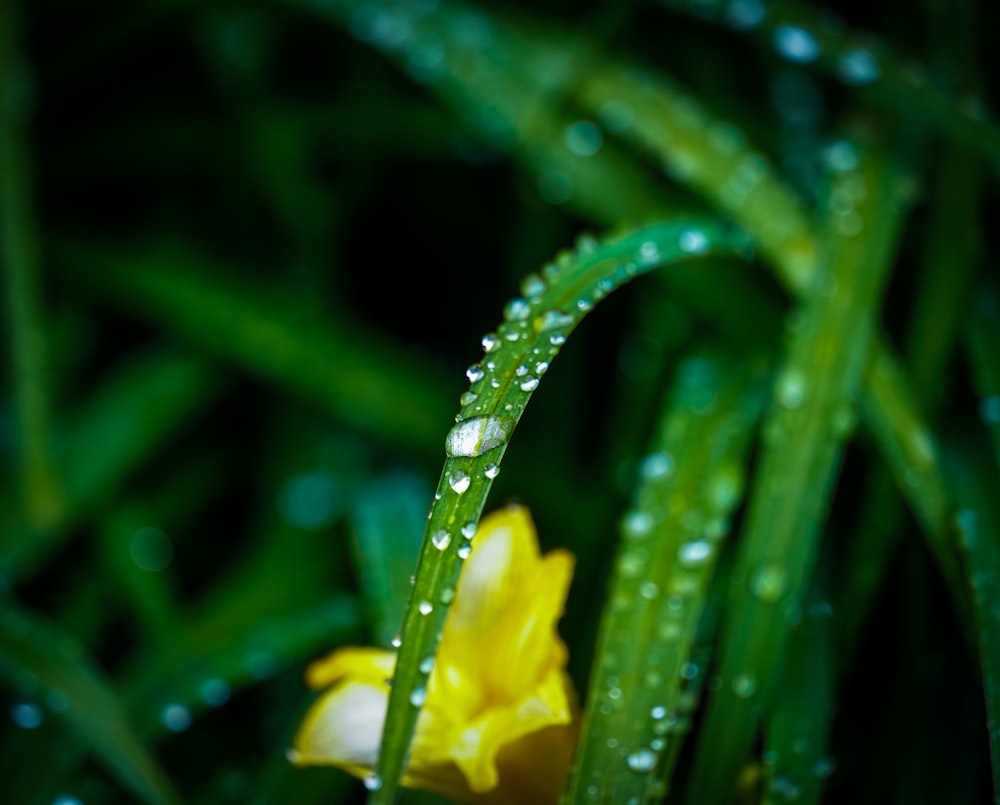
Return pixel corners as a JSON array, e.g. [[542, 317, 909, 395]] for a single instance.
[[417, 600, 433, 615], [484, 463, 500, 479], [419, 655, 435, 674], [430, 529, 451, 551], [461, 521, 477, 539], [457, 544, 472, 559], [535, 309, 575, 333], [448, 470, 471, 494], [521, 274, 547, 299], [363, 773, 382, 791], [520, 376, 539, 392], [466, 364, 485, 383], [626, 748, 658, 772], [482, 332, 499, 353]]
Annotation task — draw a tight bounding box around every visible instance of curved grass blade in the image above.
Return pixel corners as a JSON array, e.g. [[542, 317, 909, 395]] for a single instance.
[[945, 439, 1000, 800], [0, 598, 182, 805], [683, 145, 906, 804], [57, 242, 453, 453], [0, 0, 61, 530], [761, 598, 834, 805], [563, 354, 765, 803], [369, 217, 752, 803], [658, 0, 1000, 173]]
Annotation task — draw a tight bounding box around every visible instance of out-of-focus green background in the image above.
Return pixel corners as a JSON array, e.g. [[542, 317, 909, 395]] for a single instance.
[[2, 0, 999, 803]]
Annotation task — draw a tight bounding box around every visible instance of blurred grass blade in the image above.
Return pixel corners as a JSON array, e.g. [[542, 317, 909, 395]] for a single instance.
[[349, 470, 430, 647], [683, 145, 906, 804], [122, 596, 361, 740], [0, 0, 60, 529], [0, 598, 182, 805], [658, 0, 1000, 173], [967, 288, 1000, 468], [762, 599, 834, 804], [0, 349, 222, 576], [564, 354, 764, 803], [370, 218, 752, 804], [944, 439, 1000, 799], [57, 241, 454, 453]]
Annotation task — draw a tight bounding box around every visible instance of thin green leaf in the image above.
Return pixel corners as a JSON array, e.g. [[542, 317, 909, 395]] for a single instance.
[[0, 598, 182, 805], [683, 145, 906, 804], [0, 0, 60, 529], [564, 354, 765, 803], [56, 242, 454, 453], [371, 218, 752, 804]]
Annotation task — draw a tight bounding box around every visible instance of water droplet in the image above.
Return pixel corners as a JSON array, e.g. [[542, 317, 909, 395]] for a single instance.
[[679, 229, 709, 254], [481, 332, 499, 353], [535, 309, 575, 332], [678, 540, 712, 567], [466, 364, 485, 383], [521, 274, 546, 299], [484, 463, 500, 479], [419, 655, 435, 673], [550, 333, 567, 346], [430, 529, 451, 551], [956, 508, 978, 549], [838, 48, 880, 85], [447, 470, 471, 494], [565, 120, 603, 157], [461, 521, 477, 539], [731, 671, 757, 698], [515, 363, 528, 377], [390, 635, 402, 648], [535, 361, 549, 375], [776, 370, 806, 408], [651, 705, 668, 719], [773, 25, 820, 63], [681, 662, 699, 680], [363, 773, 382, 791], [623, 510, 653, 539], [639, 581, 660, 599], [576, 298, 593, 312], [161, 703, 192, 732], [520, 376, 539, 392], [770, 776, 802, 800], [417, 600, 433, 615], [626, 748, 658, 772], [811, 756, 836, 779], [440, 587, 455, 604], [460, 391, 478, 406], [200, 678, 231, 707], [505, 298, 531, 321], [129, 527, 173, 572], [52, 796, 84, 805], [640, 452, 674, 480], [457, 544, 472, 559], [10, 700, 43, 729], [751, 564, 787, 603]]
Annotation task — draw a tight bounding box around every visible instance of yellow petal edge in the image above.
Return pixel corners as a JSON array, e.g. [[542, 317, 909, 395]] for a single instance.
[[291, 505, 578, 805]]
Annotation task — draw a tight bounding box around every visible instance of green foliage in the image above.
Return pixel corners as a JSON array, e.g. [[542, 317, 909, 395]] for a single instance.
[[1, 0, 998, 803]]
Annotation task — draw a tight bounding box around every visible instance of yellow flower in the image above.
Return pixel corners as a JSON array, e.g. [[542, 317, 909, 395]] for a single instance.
[[290, 506, 578, 804]]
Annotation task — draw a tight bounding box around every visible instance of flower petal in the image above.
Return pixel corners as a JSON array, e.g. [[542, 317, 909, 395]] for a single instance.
[[305, 646, 396, 690], [292, 680, 386, 775]]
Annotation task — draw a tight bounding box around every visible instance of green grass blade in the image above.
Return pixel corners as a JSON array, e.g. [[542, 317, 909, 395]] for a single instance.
[[0, 0, 61, 529], [57, 242, 453, 453], [0, 598, 182, 805], [683, 145, 906, 804], [944, 439, 1000, 799], [563, 354, 764, 803], [349, 471, 430, 647], [369, 217, 752, 803], [967, 288, 1000, 469], [658, 0, 1000, 173], [761, 599, 834, 804], [0, 349, 222, 577]]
